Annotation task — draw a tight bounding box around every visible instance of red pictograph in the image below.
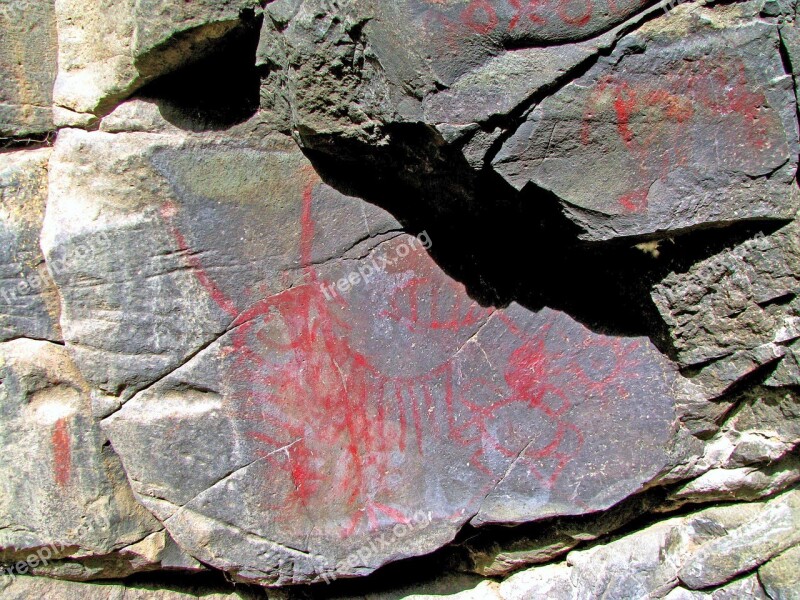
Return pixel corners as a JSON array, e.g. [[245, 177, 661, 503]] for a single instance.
[[52, 417, 71, 488], [581, 57, 776, 213], [157, 175, 645, 535]]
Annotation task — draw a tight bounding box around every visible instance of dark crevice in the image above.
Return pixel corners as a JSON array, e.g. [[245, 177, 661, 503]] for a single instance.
[[0, 132, 55, 153], [757, 291, 797, 309], [135, 10, 263, 132], [110, 569, 269, 598], [303, 123, 785, 357]]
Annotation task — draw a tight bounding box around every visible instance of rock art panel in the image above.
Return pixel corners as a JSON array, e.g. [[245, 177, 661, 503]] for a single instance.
[[0, 149, 61, 342], [493, 3, 799, 240], [0, 0, 57, 137], [43, 119, 682, 584]]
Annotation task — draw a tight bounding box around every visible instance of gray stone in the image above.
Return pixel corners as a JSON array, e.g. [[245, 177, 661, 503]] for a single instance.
[[42, 113, 683, 584], [53, 0, 261, 122], [0, 0, 57, 137], [678, 489, 800, 589], [653, 219, 800, 370], [0, 576, 266, 599], [760, 544, 800, 600], [493, 3, 799, 241], [0, 339, 164, 580], [0, 149, 61, 342]]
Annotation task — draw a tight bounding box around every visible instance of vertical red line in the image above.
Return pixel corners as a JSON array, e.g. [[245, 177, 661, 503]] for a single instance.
[[409, 385, 424, 455], [52, 418, 71, 488], [395, 385, 408, 452]]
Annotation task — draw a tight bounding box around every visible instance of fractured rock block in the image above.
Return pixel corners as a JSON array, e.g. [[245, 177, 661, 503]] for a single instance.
[[493, 2, 799, 240], [0, 148, 61, 342], [0, 0, 57, 137], [653, 218, 800, 376], [53, 0, 261, 122], [0, 339, 163, 580], [42, 113, 685, 584]]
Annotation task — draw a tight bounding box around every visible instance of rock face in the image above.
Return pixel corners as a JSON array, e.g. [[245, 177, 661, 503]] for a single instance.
[[0, 340, 167, 581], [0, 149, 61, 342], [1, 0, 800, 598], [0, 0, 57, 137], [492, 2, 799, 240], [40, 119, 682, 584], [52, 0, 261, 125]]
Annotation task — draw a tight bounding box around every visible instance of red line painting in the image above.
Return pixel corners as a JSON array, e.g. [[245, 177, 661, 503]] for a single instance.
[[52, 417, 71, 488], [581, 57, 777, 213], [157, 174, 654, 537], [417, 0, 648, 48]]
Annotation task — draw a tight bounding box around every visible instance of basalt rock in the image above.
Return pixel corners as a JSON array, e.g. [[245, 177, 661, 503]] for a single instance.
[[0, 339, 168, 581], [39, 113, 688, 584], [2, 0, 800, 597], [492, 2, 800, 241]]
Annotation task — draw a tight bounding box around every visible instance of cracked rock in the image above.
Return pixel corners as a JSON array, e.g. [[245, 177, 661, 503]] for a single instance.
[[0, 148, 61, 342], [52, 0, 261, 124], [42, 107, 686, 584], [653, 217, 800, 372], [0, 0, 57, 137], [492, 2, 800, 241], [0, 339, 164, 580]]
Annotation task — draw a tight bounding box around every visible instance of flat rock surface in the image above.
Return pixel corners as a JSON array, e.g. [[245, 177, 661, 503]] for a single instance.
[[492, 3, 799, 240], [42, 121, 682, 584], [0, 0, 57, 136], [0, 148, 61, 342]]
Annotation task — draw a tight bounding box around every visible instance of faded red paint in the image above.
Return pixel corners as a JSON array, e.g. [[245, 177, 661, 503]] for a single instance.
[[160, 177, 644, 535], [52, 418, 71, 488], [581, 57, 774, 213], [421, 0, 615, 46]]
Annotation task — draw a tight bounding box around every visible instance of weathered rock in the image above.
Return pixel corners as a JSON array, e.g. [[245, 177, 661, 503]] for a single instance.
[[53, 0, 261, 123], [493, 2, 799, 241], [663, 454, 800, 510], [41, 113, 685, 584], [653, 218, 800, 371], [662, 575, 770, 600], [0, 339, 165, 580], [462, 492, 662, 577], [759, 543, 800, 600], [0, 0, 57, 137], [0, 576, 267, 599], [258, 0, 672, 158], [0, 149, 61, 342], [480, 491, 799, 599], [678, 488, 800, 589]]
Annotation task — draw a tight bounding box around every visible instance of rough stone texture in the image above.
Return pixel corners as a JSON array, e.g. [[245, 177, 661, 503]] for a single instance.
[[759, 543, 800, 600], [53, 0, 261, 123], [0, 148, 61, 342], [439, 490, 799, 600], [0, 0, 57, 137], [1, 0, 800, 597], [653, 218, 800, 369], [258, 0, 674, 157], [0, 576, 268, 599], [493, 2, 800, 241], [0, 339, 166, 580], [39, 115, 687, 585]]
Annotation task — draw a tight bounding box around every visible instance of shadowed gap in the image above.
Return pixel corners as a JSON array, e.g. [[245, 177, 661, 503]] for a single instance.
[[301, 123, 786, 358], [135, 9, 262, 132]]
